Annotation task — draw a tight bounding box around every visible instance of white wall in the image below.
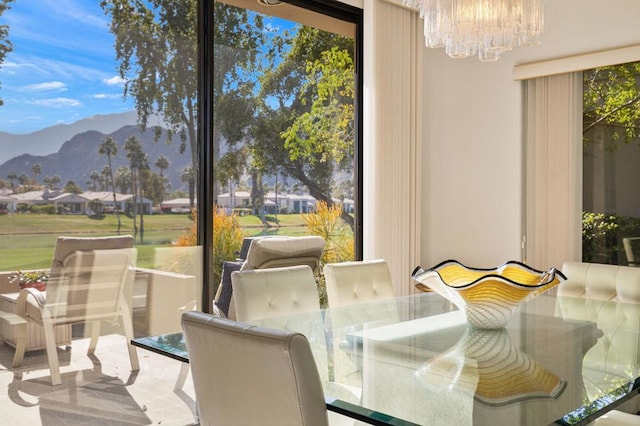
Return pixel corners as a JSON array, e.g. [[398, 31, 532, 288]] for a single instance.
[[421, 0, 640, 268]]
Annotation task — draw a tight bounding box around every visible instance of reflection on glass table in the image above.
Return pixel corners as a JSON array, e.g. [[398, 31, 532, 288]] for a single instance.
[[416, 327, 567, 407], [133, 292, 640, 425]]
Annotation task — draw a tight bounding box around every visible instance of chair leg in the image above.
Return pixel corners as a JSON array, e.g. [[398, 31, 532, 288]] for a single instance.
[[174, 362, 189, 391], [12, 319, 27, 368], [42, 319, 62, 386], [87, 320, 101, 355], [121, 311, 139, 371]]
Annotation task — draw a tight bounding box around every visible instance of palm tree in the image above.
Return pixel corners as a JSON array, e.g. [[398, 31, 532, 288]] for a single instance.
[[124, 136, 149, 242], [31, 163, 41, 183], [7, 171, 16, 192], [89, 170, 100, 190], [181, 165, 195, 208], [154, 154, 170, 177], [115, 166, 132, 194], [98, 137, 121, 234], [100, 166, 111, 191], [154, 154, 170, 205]]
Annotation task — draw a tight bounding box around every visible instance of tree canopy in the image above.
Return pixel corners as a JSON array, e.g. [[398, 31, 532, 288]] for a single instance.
[[102, 1, 356, 229], [584, 62, 640, 150], [252, 27, 355, 227], [102, 0, 266, 207]]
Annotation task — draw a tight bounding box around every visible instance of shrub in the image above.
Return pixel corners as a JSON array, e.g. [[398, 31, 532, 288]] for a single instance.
[[303, 201, 354, 308], [303, 201, 354, 264], [174, 207, 244, 289], [31, 204, 56, 214], [582, 211, 640, 264]]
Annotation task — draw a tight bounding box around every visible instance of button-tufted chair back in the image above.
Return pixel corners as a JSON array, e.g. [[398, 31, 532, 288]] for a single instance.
[[323, 259, 395, 308], [557, 261, 640, 416], [558, 261, 640, 303], [231, 265, 320, 323]]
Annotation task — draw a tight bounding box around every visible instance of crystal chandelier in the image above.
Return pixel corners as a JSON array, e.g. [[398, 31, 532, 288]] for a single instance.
[[403, 0, 544, 61]]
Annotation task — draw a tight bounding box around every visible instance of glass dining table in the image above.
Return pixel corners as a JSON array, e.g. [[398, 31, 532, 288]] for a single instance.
[[132, 292, 640, 425]]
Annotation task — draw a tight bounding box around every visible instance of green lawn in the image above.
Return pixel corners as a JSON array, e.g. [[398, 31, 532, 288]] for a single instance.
[[0, 212, 309, 271]]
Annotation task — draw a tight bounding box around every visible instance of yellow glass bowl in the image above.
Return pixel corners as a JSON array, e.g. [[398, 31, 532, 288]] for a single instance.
[[412, 260, 566, 329]]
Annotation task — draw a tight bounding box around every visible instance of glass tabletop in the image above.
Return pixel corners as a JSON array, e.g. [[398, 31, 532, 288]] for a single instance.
[[132, 292, 640, 425]]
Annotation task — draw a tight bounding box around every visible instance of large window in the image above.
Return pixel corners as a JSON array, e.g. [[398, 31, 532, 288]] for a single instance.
[[522, 59, 640, 269], [0, 0, 363, 323], [202, 0, 363, 307], [582, 61, 640, 266], [0, 1, 201, 338]]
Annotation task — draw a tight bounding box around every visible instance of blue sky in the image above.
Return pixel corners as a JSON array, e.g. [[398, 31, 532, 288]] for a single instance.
[[0, 0, 134, 134], [0, 1, 300, 136]]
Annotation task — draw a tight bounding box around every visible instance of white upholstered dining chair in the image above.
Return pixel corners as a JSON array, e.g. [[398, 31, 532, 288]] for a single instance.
[[181, 311, 332, 426], [556, 261, 640, 421], [323, 259, 395, 308], [12, 235, 139, 385], [231, 265, 321, 322]]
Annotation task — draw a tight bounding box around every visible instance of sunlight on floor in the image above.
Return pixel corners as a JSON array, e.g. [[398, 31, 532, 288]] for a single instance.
[[0, 333, 196, 426]]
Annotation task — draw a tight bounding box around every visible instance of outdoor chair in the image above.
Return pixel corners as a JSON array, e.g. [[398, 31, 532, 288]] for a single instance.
[[213, 235, 325, 320], [13, 235, 139, 386]]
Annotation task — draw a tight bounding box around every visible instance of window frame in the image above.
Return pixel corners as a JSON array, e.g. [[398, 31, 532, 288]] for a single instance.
[[197, 0, 364, 311]]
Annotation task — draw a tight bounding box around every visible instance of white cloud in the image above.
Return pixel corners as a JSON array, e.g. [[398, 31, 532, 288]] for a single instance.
[[21, 81, 67, 92], [103, 76, 126, 86], [6, 55, 106, 81], [29, 97, 82, 108], [93, 93, 121, 99]]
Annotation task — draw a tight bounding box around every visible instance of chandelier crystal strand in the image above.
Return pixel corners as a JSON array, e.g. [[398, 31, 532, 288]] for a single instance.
[[403, 0, 544, 61]]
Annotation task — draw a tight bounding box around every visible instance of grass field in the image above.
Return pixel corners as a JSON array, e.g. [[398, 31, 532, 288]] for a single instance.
[[0, 212, 309, 271]]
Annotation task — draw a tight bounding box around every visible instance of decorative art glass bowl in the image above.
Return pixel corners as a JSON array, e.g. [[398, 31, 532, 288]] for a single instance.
[[412, 260, 566, 329]]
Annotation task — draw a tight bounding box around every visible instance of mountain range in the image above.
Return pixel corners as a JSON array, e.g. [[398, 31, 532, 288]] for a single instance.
[[0, 116, 192, 193], [0, 112, 149, 165]]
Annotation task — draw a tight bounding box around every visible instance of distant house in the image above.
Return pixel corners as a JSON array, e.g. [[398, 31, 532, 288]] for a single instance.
[[83, 191, 153, 215], [281, 193, 316, 214], [11, 189, 61, 208], [334, 198, 354, 214], [216, 191, 317, 214], [50, 192, 89, 214], [0, 194, 16, 213], [160, 198, 195, 213], [7, 189, 152, 215], [217, 191, 251, 210]]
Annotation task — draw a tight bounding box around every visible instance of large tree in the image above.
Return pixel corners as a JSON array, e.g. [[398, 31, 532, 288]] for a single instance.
[[101, 0, 198, 206], [101, 0, 265, 209], [0, 0, 14, 107], [253, 27, 356, 228]]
